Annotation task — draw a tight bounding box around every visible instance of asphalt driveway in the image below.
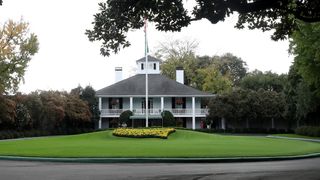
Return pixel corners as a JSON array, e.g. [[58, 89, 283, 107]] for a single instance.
[[0, 157, 319, 179]]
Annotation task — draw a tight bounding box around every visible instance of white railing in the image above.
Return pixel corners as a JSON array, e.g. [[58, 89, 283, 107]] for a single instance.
[[166, 109, 209, 116], [170, 109, 193, 115], [100, 109, 126, 116], [133, 109, 161, 115], [100, 108, 209, 117]]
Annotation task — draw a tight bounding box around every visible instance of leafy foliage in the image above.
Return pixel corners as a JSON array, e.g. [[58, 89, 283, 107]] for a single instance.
[[212, 53, 247, 85], [0, 95, 16, 129], [157, 39, 198, 86], [208, 88, 286, 129], [295, 126, 320, 137], [64, 94, 92, 128], [0, 90, 94, 133], [39, 91, 66, 130], [86, 0, 320, 56], [24, 91, 44, 129], [119, 110, 133, 125], [284, 64, 320, 126], [240, 70, 287, 92], [0, 20, 39, 94], [161, 110, 175, 127], [196, 66, 232, 94], [13, 94, 32, 130], [156, 39, 246, 93], [289, 21, 320, 97], [71, 85, 100, 125]]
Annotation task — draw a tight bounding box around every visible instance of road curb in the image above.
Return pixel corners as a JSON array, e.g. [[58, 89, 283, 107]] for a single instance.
[[1, 153, 320, 163], [267, 135, 320, 143]]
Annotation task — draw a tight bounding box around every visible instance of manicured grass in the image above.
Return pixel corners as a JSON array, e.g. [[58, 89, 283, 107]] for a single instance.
[[272, 134, 320, 140], [0, 130, 319, 158]]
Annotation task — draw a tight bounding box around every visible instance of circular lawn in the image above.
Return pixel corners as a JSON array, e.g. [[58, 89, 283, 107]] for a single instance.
[[0, 129, 319, 158]]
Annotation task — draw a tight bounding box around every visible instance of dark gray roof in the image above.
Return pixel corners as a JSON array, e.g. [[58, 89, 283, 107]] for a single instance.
[[96, 74, 214, 97], [136, 55, 161, 63]]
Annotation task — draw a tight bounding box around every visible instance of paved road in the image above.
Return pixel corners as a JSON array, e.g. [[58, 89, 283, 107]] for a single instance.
[[0, 158, 319, 180]]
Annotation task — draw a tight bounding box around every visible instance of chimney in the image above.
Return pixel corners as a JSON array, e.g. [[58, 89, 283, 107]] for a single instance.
[[176, 67, 184, 84], [115, 67, 122, 83]]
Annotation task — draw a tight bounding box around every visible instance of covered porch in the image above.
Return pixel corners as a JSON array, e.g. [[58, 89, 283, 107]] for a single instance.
[[98, 96, 209, 130]]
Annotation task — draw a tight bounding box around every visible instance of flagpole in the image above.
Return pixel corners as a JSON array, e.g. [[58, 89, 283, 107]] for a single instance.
[[144, 17, 149, 127]]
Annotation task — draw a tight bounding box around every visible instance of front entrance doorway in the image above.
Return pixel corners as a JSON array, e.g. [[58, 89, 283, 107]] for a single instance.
[[141, 98, 153, 113]]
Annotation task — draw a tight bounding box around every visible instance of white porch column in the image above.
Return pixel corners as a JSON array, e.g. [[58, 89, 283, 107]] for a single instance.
[[221, 117, 226, 130], [98, 97, 102, 129], [161, 97, 164, 112], [192, 97, 195, 130], [130, 97, 133, 111], [98, 118, 102, 129], [98, 97, 102, 110]]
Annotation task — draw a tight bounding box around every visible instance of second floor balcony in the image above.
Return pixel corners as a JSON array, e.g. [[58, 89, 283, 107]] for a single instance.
[[100, 108, 208, 118]]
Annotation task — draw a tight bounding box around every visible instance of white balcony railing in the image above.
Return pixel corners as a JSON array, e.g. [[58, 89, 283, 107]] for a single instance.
[[100, 108, 208, 117], [133, 109, 161, 115], [100, 109, 126, 116]]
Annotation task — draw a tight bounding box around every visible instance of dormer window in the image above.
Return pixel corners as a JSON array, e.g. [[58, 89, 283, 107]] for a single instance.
[[153, 63, 156, 70], [141, 63, 144, 70]]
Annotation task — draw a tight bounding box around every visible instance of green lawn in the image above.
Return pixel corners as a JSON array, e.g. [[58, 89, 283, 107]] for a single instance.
[[272, 134, 320, 140], [0, 130, 319, 158]]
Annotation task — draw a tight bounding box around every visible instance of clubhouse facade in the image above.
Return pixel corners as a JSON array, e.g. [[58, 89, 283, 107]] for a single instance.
[[96, 56, 214, 129]]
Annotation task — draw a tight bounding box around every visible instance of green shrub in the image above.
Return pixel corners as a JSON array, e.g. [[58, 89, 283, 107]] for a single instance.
[[0, 128, 96, 140], [161, 110, 175, 127], [295, 126, 320, 137], [119, 110, 133, 126]]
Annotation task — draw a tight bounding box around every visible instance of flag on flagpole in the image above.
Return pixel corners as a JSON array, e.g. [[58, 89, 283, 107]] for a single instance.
[[144, 17, 149, 54], [144, 17, 149, 127]]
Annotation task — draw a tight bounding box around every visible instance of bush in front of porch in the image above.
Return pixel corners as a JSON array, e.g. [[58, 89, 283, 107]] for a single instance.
[[161, 110, 175, 127], [119, 110, 133, 127]]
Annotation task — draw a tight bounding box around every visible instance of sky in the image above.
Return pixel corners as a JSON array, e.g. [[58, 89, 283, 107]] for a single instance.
[[0, 0, 293, 94]]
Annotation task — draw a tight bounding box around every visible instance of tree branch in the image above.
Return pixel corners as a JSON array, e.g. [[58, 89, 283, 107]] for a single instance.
[[295, 14, 320, 23], [227, 0, 281, 13]]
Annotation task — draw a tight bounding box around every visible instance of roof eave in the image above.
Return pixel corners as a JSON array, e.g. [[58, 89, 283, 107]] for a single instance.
[[96, 94, 216, 98]]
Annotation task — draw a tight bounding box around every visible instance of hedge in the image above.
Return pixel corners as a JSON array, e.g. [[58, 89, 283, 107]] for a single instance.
[[295, 126, 320, 137], [0, 128, 95, 140], [196, 128, 294, 134]]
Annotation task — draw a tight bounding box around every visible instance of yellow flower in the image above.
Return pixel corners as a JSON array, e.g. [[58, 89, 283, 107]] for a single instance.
[[112, 128, 175, 139]]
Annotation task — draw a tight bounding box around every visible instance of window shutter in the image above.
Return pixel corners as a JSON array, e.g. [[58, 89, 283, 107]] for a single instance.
[[172, 97, 175, 109], [108, 98, 112, 109], [119, 98, 123, 109]]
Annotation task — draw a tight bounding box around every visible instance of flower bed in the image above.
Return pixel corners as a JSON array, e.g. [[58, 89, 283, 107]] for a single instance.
[[112, 128, 176, 139]]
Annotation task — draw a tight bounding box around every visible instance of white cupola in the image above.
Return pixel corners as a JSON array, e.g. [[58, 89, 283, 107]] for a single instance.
[[136, 55, 161, 74]]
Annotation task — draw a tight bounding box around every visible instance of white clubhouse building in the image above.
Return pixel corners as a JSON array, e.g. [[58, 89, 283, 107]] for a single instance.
[[96, 56, 214, 129]]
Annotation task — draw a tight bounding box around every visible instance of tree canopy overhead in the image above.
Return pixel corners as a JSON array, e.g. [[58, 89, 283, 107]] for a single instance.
[[86, 0, 320, 56]]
